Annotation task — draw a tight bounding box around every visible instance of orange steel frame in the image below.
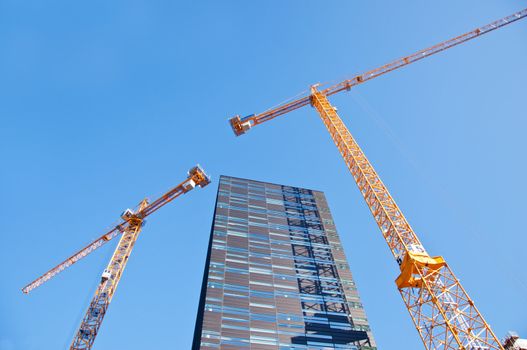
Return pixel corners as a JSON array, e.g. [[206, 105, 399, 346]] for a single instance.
[[229, 8, 527, 350], [22, 166, 210, 295], [22, 166, 211, 350], [70, 205, 147, 350], [229, 8, 527, 136], [311, 88, 502, 349]]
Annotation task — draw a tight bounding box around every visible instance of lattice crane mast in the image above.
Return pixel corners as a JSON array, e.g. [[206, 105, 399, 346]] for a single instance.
[[22, 165, 211, 350], [229, 9, 526, 350]]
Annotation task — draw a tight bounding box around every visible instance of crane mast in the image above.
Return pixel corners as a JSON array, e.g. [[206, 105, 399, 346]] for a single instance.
[[70, 200, 148, 350], [311, 88, 501, 349], [229, 8, 526, 350]]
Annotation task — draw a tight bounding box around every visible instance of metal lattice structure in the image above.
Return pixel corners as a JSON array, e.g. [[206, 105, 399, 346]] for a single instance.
[[311, 89, 501, 349], [228, 8, 527, 350], [70, 202, 147, 350], [22, 166, 211, 350], [229, 8, 527, 135]]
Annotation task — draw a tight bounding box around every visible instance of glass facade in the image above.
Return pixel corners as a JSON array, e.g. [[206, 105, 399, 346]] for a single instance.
[[193, 176, 376, 349]]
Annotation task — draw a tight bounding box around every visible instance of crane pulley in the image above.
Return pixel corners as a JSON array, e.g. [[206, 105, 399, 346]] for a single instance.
[[229, 8, 526, 350], [22, 165, 211, 350]]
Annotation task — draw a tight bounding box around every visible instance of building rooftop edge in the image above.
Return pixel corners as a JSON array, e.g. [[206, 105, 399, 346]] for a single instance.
[[219, 174, 325, 194]]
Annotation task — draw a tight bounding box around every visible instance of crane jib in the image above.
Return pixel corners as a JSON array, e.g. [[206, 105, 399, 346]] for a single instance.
[[230, 7, 527, 134]]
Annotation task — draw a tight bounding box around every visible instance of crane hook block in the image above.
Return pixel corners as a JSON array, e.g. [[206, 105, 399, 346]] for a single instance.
[[229, 115, 252, 136]]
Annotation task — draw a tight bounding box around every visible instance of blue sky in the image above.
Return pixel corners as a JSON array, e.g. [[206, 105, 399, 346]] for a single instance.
[[1, 1, 526, 349]]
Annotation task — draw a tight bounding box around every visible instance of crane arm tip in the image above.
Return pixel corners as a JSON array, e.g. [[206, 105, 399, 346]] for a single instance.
[[188, 165, 211, 188], [229, 115, 252, 136]]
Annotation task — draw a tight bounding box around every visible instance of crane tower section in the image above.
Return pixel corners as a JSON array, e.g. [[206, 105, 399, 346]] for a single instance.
[[310, 88, 501, 350]]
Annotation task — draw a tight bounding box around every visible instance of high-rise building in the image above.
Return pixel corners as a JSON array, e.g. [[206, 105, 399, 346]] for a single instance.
[[193, 176, 376, 349]]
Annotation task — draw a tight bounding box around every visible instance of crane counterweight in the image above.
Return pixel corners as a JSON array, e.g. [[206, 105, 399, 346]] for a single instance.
[[229, 115, 252, 136]]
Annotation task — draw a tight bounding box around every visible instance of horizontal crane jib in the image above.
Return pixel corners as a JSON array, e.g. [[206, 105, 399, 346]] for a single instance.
[[229, 7, 527, 136], [323, 8, 527, 97]]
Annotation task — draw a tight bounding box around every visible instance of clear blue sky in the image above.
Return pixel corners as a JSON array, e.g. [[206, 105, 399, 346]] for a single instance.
[[1, 1, 526, 349]]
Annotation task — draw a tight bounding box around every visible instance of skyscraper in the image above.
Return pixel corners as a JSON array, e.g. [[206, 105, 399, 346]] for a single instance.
[[193, 176, 376, 349]]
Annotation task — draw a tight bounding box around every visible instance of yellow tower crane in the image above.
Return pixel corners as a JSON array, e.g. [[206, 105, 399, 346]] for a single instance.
[[22, 165, 211, 350], [229, 9, 526, 350]]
